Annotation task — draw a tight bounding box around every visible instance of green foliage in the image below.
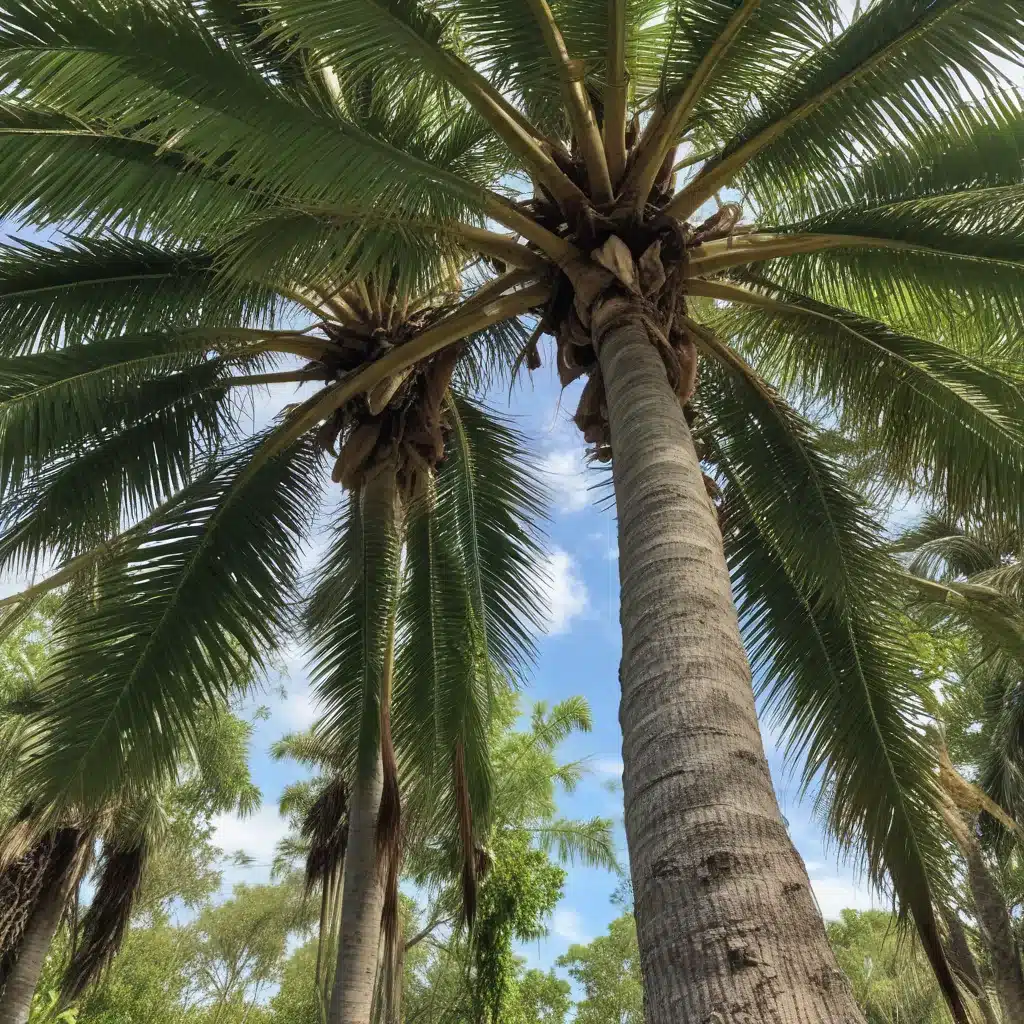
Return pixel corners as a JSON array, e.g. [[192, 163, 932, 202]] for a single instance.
[[557, 914, 643, 1024], [471, 830, 566, 1024], [827, 910, 952, 1024]]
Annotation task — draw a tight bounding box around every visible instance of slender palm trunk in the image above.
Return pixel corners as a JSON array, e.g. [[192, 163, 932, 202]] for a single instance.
[[963, 822, 1024, 1022], [329, 757, 385, 1024], [941, 904, 999, 1024], [0, 885, 64, 1024], [329, 466, 402, 1024], [594, 303, 864, 1023]]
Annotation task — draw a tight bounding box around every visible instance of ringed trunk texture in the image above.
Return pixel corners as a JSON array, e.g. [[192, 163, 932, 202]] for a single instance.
[[329, 465, 402, 1024], [329, 758, 385, 1024], [594, 303, 865, 1023], [963, 823, 1024, 1023], [0, 884, 65, 1024]]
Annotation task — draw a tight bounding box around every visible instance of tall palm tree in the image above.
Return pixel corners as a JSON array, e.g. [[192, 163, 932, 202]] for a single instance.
[[0, 702, 259, 1024], [0, 37, 546, 1024], [1, 0, 1023, 1018], [273, 695, 617, 1023], [899, 518, 1024, 1021]]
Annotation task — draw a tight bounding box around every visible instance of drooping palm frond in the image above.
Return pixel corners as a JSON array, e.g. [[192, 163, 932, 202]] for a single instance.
[[696, 351, 964, 1016], [704, 281, 1024, 527], [60, 839, 147, 1001], [17, 432, 322, 810], [0, 236, 283, 356]]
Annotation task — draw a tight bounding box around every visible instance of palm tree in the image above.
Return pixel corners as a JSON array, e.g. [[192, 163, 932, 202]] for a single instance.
[[0, 41, 546, 1024], [899, 518, 1024, 1021], [0, 698, 259, 1024], [1, 0, 1023, 1018], [273, 695, 617, 1022]]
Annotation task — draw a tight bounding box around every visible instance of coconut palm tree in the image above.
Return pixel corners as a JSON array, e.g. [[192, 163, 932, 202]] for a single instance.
[[898, 518, 1024, 1021], [0, 665, 260, 1024], [2, 0, 1024, 1018], [273, 695, 617, 1022], [0, 41, 547, 1024]]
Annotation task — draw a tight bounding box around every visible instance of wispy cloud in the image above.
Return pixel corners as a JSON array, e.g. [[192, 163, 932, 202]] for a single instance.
[[591, 758, 624, 778], [543, 548, 588, 634], [212, 805, 289, 867], [551, 908, 590, 944], [540, 447, 591, 513]]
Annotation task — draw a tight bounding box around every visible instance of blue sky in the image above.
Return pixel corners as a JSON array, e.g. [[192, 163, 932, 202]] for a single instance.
[[201, 341, 877, 970]]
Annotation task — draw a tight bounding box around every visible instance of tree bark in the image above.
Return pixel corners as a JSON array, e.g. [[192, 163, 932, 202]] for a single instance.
[[0, 884, 64, 1024], [329, 758, 385, 1024], [941, 904, 999, 1024], [594, 302, 865, 1023], [963, 823, 1024, 1023], [328, 465, 401, 1024]]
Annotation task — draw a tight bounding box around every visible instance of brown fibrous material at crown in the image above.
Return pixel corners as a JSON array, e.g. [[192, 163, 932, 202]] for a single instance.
[[314, 316, 462, 499]]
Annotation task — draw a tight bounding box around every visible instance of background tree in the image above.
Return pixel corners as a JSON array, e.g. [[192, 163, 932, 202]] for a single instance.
[[557, 914, 643, 1024], [827, 910, 951, 1024], [2, 0, 1024, 1017]]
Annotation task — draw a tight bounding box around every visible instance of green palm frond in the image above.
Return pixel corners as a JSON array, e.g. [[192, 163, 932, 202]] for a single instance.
[[697, 356, 960, 1007], [0, 236, 283, 356], [0, 331, 260, 497], [0, 365, 231, 575], [394, 476, 493, 848], [710, 0, 1024, 213], [0, 0, 486, 222], [759, 90, 1024, 223], [307, 477, 403, 781], [439, 395, 548, 683], [656, 0, 839, 131], [17, 432, 322, 810], [526, 816, 618, 872], [709, 282, 1024, 525]]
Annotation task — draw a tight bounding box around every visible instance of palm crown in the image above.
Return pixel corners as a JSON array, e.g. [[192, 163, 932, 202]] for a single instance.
[[1, 0, 1023, 1019]]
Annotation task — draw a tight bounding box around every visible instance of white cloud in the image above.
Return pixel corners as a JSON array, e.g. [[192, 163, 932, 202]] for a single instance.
[[551, 908, 590, 944], [540, 448, 590, 513], [543, 549, 588, 634], [591, 757, 624, 778], [212, 805, 290, 866], [809, 876, 875, 923]]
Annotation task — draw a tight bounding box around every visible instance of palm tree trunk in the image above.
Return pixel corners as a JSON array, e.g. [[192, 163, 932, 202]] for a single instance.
[[594, 304, 865, 1023], [941, 904, 999, 1024], [0, 884, 65, 1024], [962, 823, 1024, 1022], [329, 756, 385, 1024], [328, 465, 402, 1024]]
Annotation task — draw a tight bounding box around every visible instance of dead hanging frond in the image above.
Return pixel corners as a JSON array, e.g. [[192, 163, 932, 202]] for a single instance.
[[300, 773, 349, 1008], [454, 742, 478, 929], [0, 827, 89, 988], [61, 840, 148, 1001], [302, 775, 350, 896]]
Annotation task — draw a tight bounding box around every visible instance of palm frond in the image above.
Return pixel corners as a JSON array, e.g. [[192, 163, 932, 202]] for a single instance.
[[0, 362, 233, 575], [307, 472, 403, 782], [0, 0, 486, 222], [18, 431, 322, 810], [61, 839, 147, 1000], [439, 395, 548, 683], [697, 352, 964, 1018], [697, 0, 1024, 213], [0, 235, 282, 357], [709, 281, 1024, 525], [526, 816, 618, 871]]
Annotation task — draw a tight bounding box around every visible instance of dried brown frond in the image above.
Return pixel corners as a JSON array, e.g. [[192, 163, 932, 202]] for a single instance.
[[61, 841, 147, 1000]]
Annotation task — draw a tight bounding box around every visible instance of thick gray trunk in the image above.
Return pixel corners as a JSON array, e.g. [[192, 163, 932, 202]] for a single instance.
[[595, 305, 865, 1023], [329, 762, 385, 1024], [964, 826, 1024, 1022], [0, 885, 64, 1024]]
